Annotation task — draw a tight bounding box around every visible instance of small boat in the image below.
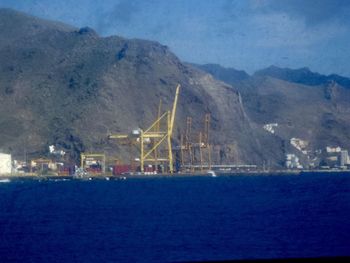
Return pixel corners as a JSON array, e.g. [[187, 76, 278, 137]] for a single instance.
[[0, 178, 11, 183], [207, 170, 217, 177]]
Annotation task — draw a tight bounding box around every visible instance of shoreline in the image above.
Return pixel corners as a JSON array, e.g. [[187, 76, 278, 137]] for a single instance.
[[1, 169, 350, 181]]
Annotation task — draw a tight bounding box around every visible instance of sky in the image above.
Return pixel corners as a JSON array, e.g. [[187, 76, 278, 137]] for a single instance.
[[1, 0, 350, 77]]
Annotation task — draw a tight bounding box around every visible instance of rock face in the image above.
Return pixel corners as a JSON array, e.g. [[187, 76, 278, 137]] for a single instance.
[[197, 63, 350, 167], [0, 9, 280, 166], [192, 63, 250, 83], [254, 65, 350, 88]]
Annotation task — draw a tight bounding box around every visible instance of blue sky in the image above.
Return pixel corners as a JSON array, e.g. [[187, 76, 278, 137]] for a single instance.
[[1, 0, 350, 77]]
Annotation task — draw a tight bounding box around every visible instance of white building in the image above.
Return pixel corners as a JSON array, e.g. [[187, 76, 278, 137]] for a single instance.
[[286, 154, 303, 169], [326, 146, 342, 153], [340, 150, 349, 167], [0, 153, 12, 175], [263, 123, 278, 134], [290, 138, 308, 153]]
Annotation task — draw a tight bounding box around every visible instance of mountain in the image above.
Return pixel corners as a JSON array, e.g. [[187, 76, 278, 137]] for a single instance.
[[254, 65, 350, 88], [196, 63, 350, 167], [0, 8, 283, 167], [241, 76, 350, 148], [192, 63, 250, 84]]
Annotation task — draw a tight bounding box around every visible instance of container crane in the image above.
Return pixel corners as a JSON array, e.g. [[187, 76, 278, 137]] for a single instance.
[[108, 84, 180, 174], [140, 84, 180, 173]]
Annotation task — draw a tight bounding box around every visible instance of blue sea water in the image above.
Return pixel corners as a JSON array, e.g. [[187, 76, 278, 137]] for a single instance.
[[0, 173, 349, 262]]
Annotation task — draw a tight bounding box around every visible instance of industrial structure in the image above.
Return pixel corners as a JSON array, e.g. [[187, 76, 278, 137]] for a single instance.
[[30, 158, 53, 174], [80, 153, 106, 175], [4, 80, 350, 177], [109, 84, 180, 174], [180, 113, 211, 172]]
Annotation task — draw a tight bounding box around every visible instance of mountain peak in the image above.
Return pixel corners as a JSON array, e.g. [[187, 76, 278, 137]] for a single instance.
[[255, 65, 350, 88], [0, 7, 75, 36], [0, 8, 265, 165], [192, 63, 250, 84]]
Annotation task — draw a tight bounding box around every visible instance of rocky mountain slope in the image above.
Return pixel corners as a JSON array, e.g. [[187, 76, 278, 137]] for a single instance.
[[0, 9, 284, 166], [192, 63, 250, 83], [196, 64, 350, 167], [255, 65, 350, 88]]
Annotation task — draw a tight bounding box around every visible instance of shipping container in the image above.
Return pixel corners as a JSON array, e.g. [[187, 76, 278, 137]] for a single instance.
[[58, 166, 75, 176], [86, 167, 102, 174], [113, 165, 131, 175]]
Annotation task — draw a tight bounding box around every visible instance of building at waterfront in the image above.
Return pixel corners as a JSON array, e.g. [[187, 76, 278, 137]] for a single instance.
[[340, 150, 349, 167], [0, 153, 12, 175], [286, 154, 303, 169]]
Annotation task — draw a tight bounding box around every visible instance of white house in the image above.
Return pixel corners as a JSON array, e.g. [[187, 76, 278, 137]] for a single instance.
[[0, 153, 12, 175]]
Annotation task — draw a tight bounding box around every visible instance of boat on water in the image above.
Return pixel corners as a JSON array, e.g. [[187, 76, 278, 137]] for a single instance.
[[207, 170, 217, 177], [0, 178, 11, 183]]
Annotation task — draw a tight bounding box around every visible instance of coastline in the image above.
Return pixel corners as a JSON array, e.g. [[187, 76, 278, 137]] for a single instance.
[[1, 169, 350, 181]]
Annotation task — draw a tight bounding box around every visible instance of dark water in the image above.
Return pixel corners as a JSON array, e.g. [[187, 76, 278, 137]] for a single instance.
[[0, 173, 349, 262]]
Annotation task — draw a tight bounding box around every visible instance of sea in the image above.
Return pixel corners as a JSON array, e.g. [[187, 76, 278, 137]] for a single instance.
[[0, 173, 349, 262]]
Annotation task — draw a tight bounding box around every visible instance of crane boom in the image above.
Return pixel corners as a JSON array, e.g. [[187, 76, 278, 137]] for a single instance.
[[169, 84, 180, 137]]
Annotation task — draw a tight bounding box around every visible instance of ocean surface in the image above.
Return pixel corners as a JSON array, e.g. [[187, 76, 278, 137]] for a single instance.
[[0, 173, 349, 262]]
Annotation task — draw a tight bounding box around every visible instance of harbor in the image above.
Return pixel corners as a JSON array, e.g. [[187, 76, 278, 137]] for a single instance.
[[2, 169, 350, 183], [2, 83, 350, 180]]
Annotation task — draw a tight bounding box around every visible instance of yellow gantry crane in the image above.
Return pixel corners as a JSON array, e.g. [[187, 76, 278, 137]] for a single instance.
[[140, 84, 180, 173], [109, 84, 180, 174]]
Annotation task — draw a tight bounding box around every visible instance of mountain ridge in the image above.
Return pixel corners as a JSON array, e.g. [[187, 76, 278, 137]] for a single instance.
[[191, 63, 250, 84], [7, 8, 350, 169], [254, 65, 350, 88], [192, 62, 350, 88], [195, 62, 350, 168], [0, 8, 284, 167]]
